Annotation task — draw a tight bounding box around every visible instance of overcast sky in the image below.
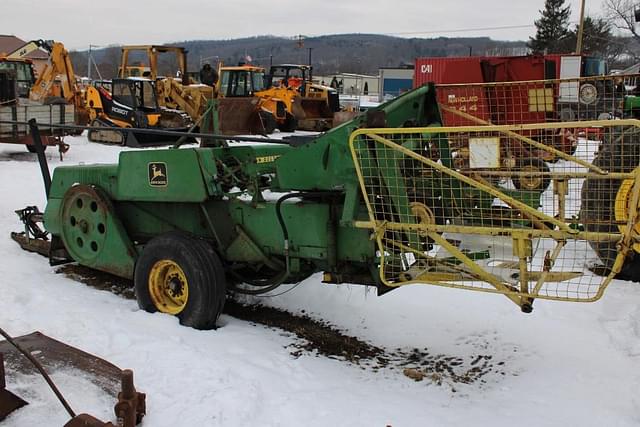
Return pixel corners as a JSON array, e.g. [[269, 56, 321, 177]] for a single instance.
[[3, 0, 601, 51]]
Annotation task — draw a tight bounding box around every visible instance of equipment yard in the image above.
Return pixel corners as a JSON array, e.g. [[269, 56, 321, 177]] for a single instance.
[[1, 134, 640, 426], [5, 0, 640, 425]]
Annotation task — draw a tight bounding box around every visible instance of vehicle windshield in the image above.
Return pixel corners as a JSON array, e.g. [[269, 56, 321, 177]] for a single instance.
[[136, 80, 157, 109], [251, 71, 265, 92], [220, 69, 265, 96], [0, 61, 34, 97], [112, 80, 157, 109], [269, 66, 307, 88], [113, 81, 133, 106]]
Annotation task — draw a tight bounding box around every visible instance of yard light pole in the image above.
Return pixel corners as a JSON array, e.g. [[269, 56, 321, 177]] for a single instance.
[[87, 44, 100, 80]]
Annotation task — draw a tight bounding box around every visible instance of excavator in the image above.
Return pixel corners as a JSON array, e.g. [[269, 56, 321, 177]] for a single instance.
[[266, 64, 341, 130]]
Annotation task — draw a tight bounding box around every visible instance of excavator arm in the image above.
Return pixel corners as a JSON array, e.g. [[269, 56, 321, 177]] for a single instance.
[[7, 39, 51, 60], [29, 42, 79, 106]]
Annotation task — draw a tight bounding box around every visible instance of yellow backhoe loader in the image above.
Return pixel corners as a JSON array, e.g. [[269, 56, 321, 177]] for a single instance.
[[266, 64, 341, 131], [24, 40, 88, 125], [217, 64, 303, 132]]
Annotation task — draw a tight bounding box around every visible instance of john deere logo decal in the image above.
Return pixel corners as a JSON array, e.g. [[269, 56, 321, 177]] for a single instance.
[[148, 162, 168, 187]]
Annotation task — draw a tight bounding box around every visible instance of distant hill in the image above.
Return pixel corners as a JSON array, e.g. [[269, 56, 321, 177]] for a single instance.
[[70, 34, 529, 78]]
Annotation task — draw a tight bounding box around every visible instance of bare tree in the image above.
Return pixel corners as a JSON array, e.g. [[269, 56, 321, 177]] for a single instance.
[[603, 0, 640, 60], [603, 0, 640, 39]]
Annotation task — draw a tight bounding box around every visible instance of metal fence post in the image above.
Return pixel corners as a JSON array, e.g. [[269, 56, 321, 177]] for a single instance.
[[28, 118, 51, 198]]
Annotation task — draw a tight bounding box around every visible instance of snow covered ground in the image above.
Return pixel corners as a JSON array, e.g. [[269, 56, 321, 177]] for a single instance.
[[1, 135, 640, 426]]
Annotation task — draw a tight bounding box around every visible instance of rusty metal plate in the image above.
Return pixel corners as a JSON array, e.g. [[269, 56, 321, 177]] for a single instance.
[[1, 353, 28, 421], [0, 332, 123, 396]]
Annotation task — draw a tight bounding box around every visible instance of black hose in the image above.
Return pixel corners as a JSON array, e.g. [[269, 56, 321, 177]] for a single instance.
[[0, 327, 76, 418], [229, 269, 290, 295], [229, 191, 339, 295], [275, 191, 330, 245]]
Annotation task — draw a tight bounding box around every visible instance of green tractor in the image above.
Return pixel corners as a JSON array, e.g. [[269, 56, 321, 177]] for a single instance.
[[17, 84, 640, 329]]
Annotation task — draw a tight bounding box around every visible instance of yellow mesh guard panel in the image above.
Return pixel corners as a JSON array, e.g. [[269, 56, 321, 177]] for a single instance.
[[349, 120, 640, 307]]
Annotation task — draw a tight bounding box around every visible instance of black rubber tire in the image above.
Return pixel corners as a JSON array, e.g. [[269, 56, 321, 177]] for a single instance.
[[134, 231, 226, 329], [26, 144, 47, 153], [580, 128, 640, 281], [512, 157, 551, 192], [279, 113, 298, 132]]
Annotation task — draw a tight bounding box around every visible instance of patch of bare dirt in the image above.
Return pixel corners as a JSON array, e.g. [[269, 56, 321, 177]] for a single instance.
[[55, 264, 135, 300], [54, 264, 507, 389]]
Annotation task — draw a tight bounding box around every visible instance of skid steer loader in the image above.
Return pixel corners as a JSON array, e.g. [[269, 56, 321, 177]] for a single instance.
[[85, 78, 192, 146]]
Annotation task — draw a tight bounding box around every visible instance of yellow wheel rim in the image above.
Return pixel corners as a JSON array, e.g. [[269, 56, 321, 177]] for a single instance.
[[148, 260, 189, 314], [519, 165, 543, 190], [614, 177, 640, 253]]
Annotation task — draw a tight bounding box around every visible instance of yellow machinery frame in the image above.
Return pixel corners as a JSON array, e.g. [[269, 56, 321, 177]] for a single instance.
[[349, 120, 640, 310]]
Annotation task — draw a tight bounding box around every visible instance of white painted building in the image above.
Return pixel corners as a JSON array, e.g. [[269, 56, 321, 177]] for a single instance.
[[314, 73, 379, 96]]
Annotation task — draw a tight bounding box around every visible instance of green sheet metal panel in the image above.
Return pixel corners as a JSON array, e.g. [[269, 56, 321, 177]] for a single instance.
[[116, 149, 208, 202], [228, 199, 329, 260]]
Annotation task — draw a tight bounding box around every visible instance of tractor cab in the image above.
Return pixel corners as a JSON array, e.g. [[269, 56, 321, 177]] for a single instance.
[[90, 78, 162, 128], [112, 78, 159, 112], [267, 64, 311, 92], [218, 65, 266, 97], [0, 58, 36, 98]]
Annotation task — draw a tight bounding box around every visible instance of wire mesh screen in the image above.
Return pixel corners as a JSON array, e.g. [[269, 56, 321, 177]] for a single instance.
[[349, 121, 640, 306], [436, 73, 640, 128]]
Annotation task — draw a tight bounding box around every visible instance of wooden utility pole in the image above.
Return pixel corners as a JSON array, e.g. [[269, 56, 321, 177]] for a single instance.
[[575, 0, 586, 54]]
